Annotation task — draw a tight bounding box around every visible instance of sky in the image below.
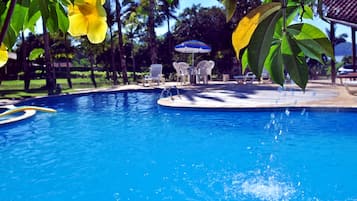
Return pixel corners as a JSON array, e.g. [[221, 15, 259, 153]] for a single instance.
[[157, 0, 352, 42]]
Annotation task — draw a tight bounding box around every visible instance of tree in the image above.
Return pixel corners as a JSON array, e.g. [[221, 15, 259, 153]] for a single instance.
[[116, 0, 127, 84], [64, 33, 73, 88], [123, 11, 144, 81], [104, 0, 119, 85], [76, 37, 107, 88], [326, 26, 348, 46], [157, 0, 179, 62], [148, 0, 158, 63], [50, 32, 75, 88]]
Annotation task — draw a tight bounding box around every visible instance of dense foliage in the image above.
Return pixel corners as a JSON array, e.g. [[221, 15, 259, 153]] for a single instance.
[[224, 0, 334, 89]]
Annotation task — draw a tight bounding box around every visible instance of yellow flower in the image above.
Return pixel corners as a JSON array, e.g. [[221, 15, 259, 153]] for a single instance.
[[68, 0, 108, 44], [0, 43, 8, 68]]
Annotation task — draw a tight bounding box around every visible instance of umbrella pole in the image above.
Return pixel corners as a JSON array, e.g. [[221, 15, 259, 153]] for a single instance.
[[192, 53, 194, 66]]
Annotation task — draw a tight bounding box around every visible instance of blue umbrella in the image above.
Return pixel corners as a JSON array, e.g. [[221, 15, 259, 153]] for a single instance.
[[174, 40, 211, 66]]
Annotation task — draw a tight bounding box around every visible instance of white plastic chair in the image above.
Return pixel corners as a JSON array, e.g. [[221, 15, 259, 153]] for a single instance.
[[173, 62, 182, 84], [144, 64, 163, 86], [173, 62, 190, 85], [197, 60, 215, 84]]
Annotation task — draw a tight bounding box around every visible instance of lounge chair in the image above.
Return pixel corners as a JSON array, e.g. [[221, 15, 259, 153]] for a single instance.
[[197, 60, 215, 84], [337, 72, 357, 95], [143, 64, 164, 86], [234, 72, 257, 84]]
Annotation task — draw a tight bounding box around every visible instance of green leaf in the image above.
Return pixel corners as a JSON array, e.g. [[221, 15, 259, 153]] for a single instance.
[[0, 0, 7, 17], [222, 0, 236, 22], [11, 4, 27, 33], [29, 48, 45, 61], [58, 0, 71, 6], [300, 5, 313, 19], [25, 10, 41, 32], [281, 33, 308, 90], [265, 43, 285, 86], [295, 39, 324, 63], [241, 49, 248, 73], [46, 2, 58, 33], [26, 1, 41, 31], [247, 10, 281, 78], [56, 2, 69, 33], [39, 0, 49, 23], [287, 23, 334, 61], [28, 0, 40, 21], [3, 25, 17, 49]]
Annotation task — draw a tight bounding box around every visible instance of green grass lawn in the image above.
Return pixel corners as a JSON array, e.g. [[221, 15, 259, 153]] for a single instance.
[[0, 78, 114, 99], [0, 71, 153, 99]]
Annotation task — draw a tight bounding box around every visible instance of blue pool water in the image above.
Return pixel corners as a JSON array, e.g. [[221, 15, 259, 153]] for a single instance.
[[0, 91, 357, 201]]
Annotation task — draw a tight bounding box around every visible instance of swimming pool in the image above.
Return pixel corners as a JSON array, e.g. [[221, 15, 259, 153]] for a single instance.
[[0, 91, 357, 200]]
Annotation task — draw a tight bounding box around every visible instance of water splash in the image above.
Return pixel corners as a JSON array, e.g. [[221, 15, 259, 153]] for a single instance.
[[265, 112, 285, 142], [224, 170, 296, 201], [285, 109, 290, 116]]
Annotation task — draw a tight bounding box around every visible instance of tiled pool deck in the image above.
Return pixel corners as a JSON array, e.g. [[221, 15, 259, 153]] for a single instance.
[[1, 79, 357, 109]]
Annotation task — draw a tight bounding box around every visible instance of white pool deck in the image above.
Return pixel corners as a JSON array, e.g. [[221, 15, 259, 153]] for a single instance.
[[1, 79, 357, 109], [157, 80, 357, 109]]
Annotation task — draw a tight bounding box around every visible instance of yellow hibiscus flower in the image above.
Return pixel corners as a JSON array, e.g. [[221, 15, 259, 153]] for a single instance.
[[68, 0, 108, 44], [0, 43, 8, 68]]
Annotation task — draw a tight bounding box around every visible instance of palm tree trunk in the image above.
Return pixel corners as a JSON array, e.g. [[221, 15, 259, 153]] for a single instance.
[[131, 41, 137, 81], [110, 25, 118, 84], [65, 34, 72, 88], [115, 0, 129, 84], [42, 20, 56, 95], [21, 32, 31, 91], [167, 14, 172, 63], [90, 54, 97, 88], [148, 0, 158, 64]]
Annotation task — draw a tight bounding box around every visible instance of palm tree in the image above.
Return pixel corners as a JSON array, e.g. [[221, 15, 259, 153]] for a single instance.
[[64, 33, 73, 88], [148, 0, 158, 64], [326, 24, 348, 84], [115, 0, 129, 84], [157, 0, 179, 62], [326, 26, 348, 46], [78, 37, 105, 88], [104, 0, 119, 85], [50, 32, 74, 88], [124, 11, 143, 81]]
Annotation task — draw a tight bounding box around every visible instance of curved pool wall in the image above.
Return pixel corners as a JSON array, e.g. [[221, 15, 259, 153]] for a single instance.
[[0, 90, 357, 201]]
